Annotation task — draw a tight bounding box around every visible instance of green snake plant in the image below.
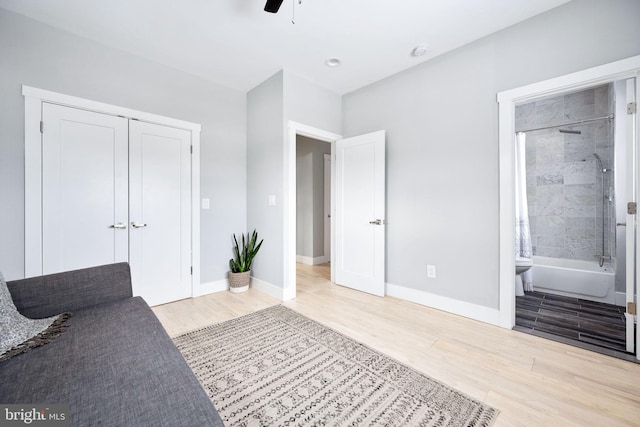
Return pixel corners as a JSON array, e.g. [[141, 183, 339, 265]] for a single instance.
[[229, 230, 263, 273]]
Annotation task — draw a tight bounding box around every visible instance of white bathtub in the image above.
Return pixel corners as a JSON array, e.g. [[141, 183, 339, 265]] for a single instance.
[[531, 256, 615, 304]]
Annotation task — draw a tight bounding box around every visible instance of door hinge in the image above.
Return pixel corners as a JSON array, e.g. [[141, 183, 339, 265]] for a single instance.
[[190, 266, 193, 275], [190, 145, 193, 154], [628, 102, 637, 115], [628, 302, 637, 315], [628, 202, 637, 215], [39, 121, 43, 134]]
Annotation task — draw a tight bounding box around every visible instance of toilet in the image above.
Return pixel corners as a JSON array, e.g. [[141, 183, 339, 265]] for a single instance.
[[515, 257, 533, 296]]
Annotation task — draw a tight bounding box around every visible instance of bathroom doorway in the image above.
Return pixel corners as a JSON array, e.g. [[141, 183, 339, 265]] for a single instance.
[[497, 56, 640, 363], [512, 82, 637, 361]]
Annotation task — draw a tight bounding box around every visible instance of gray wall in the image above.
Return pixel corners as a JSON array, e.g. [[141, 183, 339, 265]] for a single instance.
[[0, 9, 247, 283], [342, 0, 640, 309], [516, 85, 615, 263], [284, 72, 342, 135], [247, 72, 285, 287], [247, 70, 341, 288], [296, 136, 331, 258]]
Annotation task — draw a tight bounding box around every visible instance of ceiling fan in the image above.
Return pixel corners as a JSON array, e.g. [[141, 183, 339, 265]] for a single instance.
[[264, 0, 284, 13]]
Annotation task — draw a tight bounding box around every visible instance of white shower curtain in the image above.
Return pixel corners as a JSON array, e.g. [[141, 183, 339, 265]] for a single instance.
[[515, 132, 533, 290]]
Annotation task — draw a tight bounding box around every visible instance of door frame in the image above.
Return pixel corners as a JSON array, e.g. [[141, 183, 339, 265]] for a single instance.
[[324, 153, 332, 264], [497, 56, 640, 338], [285, 121, 342, 300], [22, 86, 202, 294]]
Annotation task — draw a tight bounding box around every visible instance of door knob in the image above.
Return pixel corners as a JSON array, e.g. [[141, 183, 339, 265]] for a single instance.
[[369, 219, 385, 225], [131, 222, 148, 228], [110, 223, 127, 229]]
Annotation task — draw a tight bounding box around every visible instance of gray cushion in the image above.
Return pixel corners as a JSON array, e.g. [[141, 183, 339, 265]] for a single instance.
[[0, 296, 223, 427], [7, 263, 133, 319]]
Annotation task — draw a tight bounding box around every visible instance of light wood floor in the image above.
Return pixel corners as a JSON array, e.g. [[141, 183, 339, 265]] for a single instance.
[[152, 264, 640, 426]]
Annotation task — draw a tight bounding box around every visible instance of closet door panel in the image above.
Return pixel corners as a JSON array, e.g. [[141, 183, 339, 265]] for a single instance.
[[41, 103, 129, 274], [129, 121, 191, 306]]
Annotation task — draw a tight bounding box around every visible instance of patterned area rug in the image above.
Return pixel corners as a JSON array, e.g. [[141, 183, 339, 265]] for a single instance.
[[174, 305, 498, 426]]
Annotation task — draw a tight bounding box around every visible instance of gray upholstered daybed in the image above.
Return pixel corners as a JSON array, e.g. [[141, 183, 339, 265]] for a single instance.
[[0, 263, 223, 426]]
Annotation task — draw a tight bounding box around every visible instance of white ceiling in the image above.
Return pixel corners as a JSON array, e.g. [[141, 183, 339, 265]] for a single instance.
[[0, 0, 570, 94]]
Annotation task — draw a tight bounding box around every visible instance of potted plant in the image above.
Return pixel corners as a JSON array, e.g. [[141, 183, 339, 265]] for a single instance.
[[228, 230, 263, 293]]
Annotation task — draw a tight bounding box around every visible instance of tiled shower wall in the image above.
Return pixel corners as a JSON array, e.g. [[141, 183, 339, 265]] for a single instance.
[[515, 85, 615, 262]]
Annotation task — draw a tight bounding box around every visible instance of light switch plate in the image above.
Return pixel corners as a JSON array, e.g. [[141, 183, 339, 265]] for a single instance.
[[268, 195, 276, 206], [427, 264, 436, 279], [201, 198, 210, 210]]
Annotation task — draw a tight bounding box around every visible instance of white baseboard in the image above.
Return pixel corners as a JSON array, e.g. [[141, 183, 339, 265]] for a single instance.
[[296, 255, 329, 265], [196, 279, 500, 326], [193, 277, 293, 302], [194, 279, 228, 297], [250, 276, 287, 301], [282, 286, 296, 301], [386, 283, 501, 326]]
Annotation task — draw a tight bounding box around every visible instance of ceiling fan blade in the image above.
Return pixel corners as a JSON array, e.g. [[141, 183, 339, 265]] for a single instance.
[[264, 0, 284, 13]]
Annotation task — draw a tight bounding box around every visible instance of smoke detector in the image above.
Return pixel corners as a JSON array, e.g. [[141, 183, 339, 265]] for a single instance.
[[411, 45, 429, 57], [324, 58, 342, 68]]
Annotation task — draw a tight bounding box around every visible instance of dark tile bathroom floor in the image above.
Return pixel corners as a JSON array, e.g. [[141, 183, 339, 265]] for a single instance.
[[515, 291, 637, 362]]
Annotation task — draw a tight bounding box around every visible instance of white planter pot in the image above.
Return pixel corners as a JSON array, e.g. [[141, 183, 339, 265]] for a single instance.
[[229, 270, 250, 293], [229, 284, 249, 293]]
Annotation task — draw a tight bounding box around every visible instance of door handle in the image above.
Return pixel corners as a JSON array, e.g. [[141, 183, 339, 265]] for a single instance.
[[110, 223, 127, 229], [131, 222, 148, 229], [369, 219, 385, 225]]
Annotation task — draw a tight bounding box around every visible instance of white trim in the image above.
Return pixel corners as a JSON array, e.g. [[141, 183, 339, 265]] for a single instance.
[[194, 280, 229, 297], [323, 153, 332, 263], [296, 255, 330, 265], [498, 97, 516, 329], [250, 276, 286, 300], [191, 130, 201, 295], [282, 286, 296, 301], [22, 86, 201, 132], [23, 86, 201, 301], [497, 55, 640, 331], [291, 122, 342, 142], [497, 56, 640, 103], [24, 95, 42, 276], [285, 121, 342, 300], [386, 283, 501, 326]]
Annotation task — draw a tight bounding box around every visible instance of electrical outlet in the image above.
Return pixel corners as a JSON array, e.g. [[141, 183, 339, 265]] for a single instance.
[[427, 264, 437, 279]]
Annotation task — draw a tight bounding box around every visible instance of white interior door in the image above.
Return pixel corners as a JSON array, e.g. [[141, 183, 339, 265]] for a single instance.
[[324, 153, 331, 262], [625, 78, 638, 357], [42, 103, 129, 274], [335, 130, 385, 296], [129, 121, 192, 306]]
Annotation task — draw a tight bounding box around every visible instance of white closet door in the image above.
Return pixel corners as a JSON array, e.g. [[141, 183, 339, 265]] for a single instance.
[[42, 103, 129, 274], [129, 121, 192, 306]]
